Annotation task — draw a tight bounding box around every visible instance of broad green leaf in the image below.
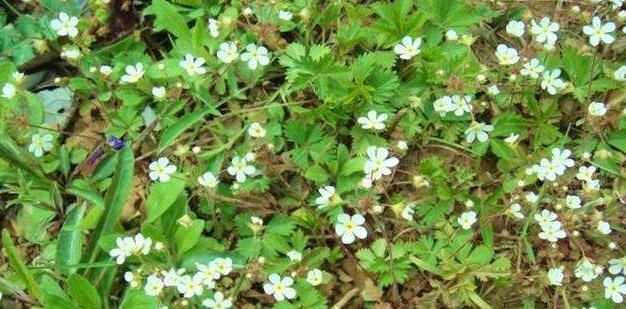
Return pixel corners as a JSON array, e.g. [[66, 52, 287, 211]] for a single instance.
[[174, 219, 204, 255], [56, 205, 86, 274], [67, 273, 101, 309], [86, 147, 135, 263], [607, 129, 626, 154], [143, 0, 191, 42], [146, 178, 186, 223]]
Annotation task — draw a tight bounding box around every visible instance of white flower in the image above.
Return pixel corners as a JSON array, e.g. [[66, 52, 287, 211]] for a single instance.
[[202, 291, 232, 309], [547, 267, 564, 286], [177, 273, 205, 298], [148, 157, 177, 183], [614, 66, 626, 81], [248, 122, 266, 138], [457, 211, 477, 230], [588, 101, 607, 116], [109, 237, 131, 265], [604, 276, 626, 303], [584, 179, 601, 191], [397, 140, 408, 150], [445, 29, 458, 41], [504, 133, 519, 144], [2, 83, 17, 99], [576, 165, 596, 182], [551, 148, 575, 169], [60, 46, 81, 59], [250, 216, 264, 225], [124, 271, 140, 288], [196, 263, 220, 285], [531, 17, 559, 45], [450, 95, 473, 116], [278, 10, 293, 21], [534, 209, 558, 227], [538, 221, 566, 242], [263, 274, 297, 301], [121, 63, 145, 83], [212, 257, 233, 276], [521, 58, 545, 79], [242, 7, 253, 16], [152, 86, 166, 99], [12, 71, 25, 83], [28, 134, 54, 157], [565, 195, 582, 209], [525, 192, 539, 203], [363, 146, 399, 181], [433, 96, 453, 115], [315, 185, 338, 208], [487, 85, 500, 96], [217, 42, 239, 64], [575, 260, 603, 282], [335, 213, 367, 244], [393, 36, 422, 60], [506, 20, 525, 37], [583, 17, 616, 46], [180, 54, 207, 76], [609, 257, 626, 275], [226, 156, 256, 182], [99, 65, 113, 76], [161, 268, 185, 287], [198, 172, 219, 188], [286, 250, 302, 262], [401, 203, 415, 221], [507, 203, 524, 219], [50, 12, 79, 38], [465, 121, 493, 143], [127, 233, 153, 255], [357, 110, 388, 130], [306, 269, 323, 286], [495, 44, 519, 65], [144, 275, 164, 296], [541, 69, 565, 95], [108, 234, 152, 264], [598, 220, 612, 235], [240, 44, 270, 70], [208, 18, 219, 38]]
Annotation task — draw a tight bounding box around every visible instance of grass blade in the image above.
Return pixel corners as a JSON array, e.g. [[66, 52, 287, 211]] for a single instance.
[[2, 229, 42, 300]]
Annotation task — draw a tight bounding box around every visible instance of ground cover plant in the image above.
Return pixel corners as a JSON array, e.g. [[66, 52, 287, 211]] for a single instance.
[[1, 0, 626, 308]]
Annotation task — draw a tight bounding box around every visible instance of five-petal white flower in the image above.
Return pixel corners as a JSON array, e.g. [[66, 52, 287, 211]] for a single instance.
[[240, 44, 270, 70], [357, 110, 388, 130], [335, 213, 367, 244], [148, 157, 177, 183], [50, 12, 79, 38], [393, 36, 421, 60], [217, 42, 239, 64], [583, 17, 616, 46], [263, 274, 297, 301]]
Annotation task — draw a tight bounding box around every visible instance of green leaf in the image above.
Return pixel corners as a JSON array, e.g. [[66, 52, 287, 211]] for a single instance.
[[607, 130, 626, 153], [174, 219, 205, 255], [0, 135, 50, 183], [86, 147, 135, 263], [2, 229, 42, 299], [409, 255, 443, 276], [118, 289, 158, 309], [158, 107, 213, 152], [146, 178, 186, 223], [143, 0, 191, 42], [67, 273, 101, 309], [465, 245, 493, 265], [56, 205, 86, 275]]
